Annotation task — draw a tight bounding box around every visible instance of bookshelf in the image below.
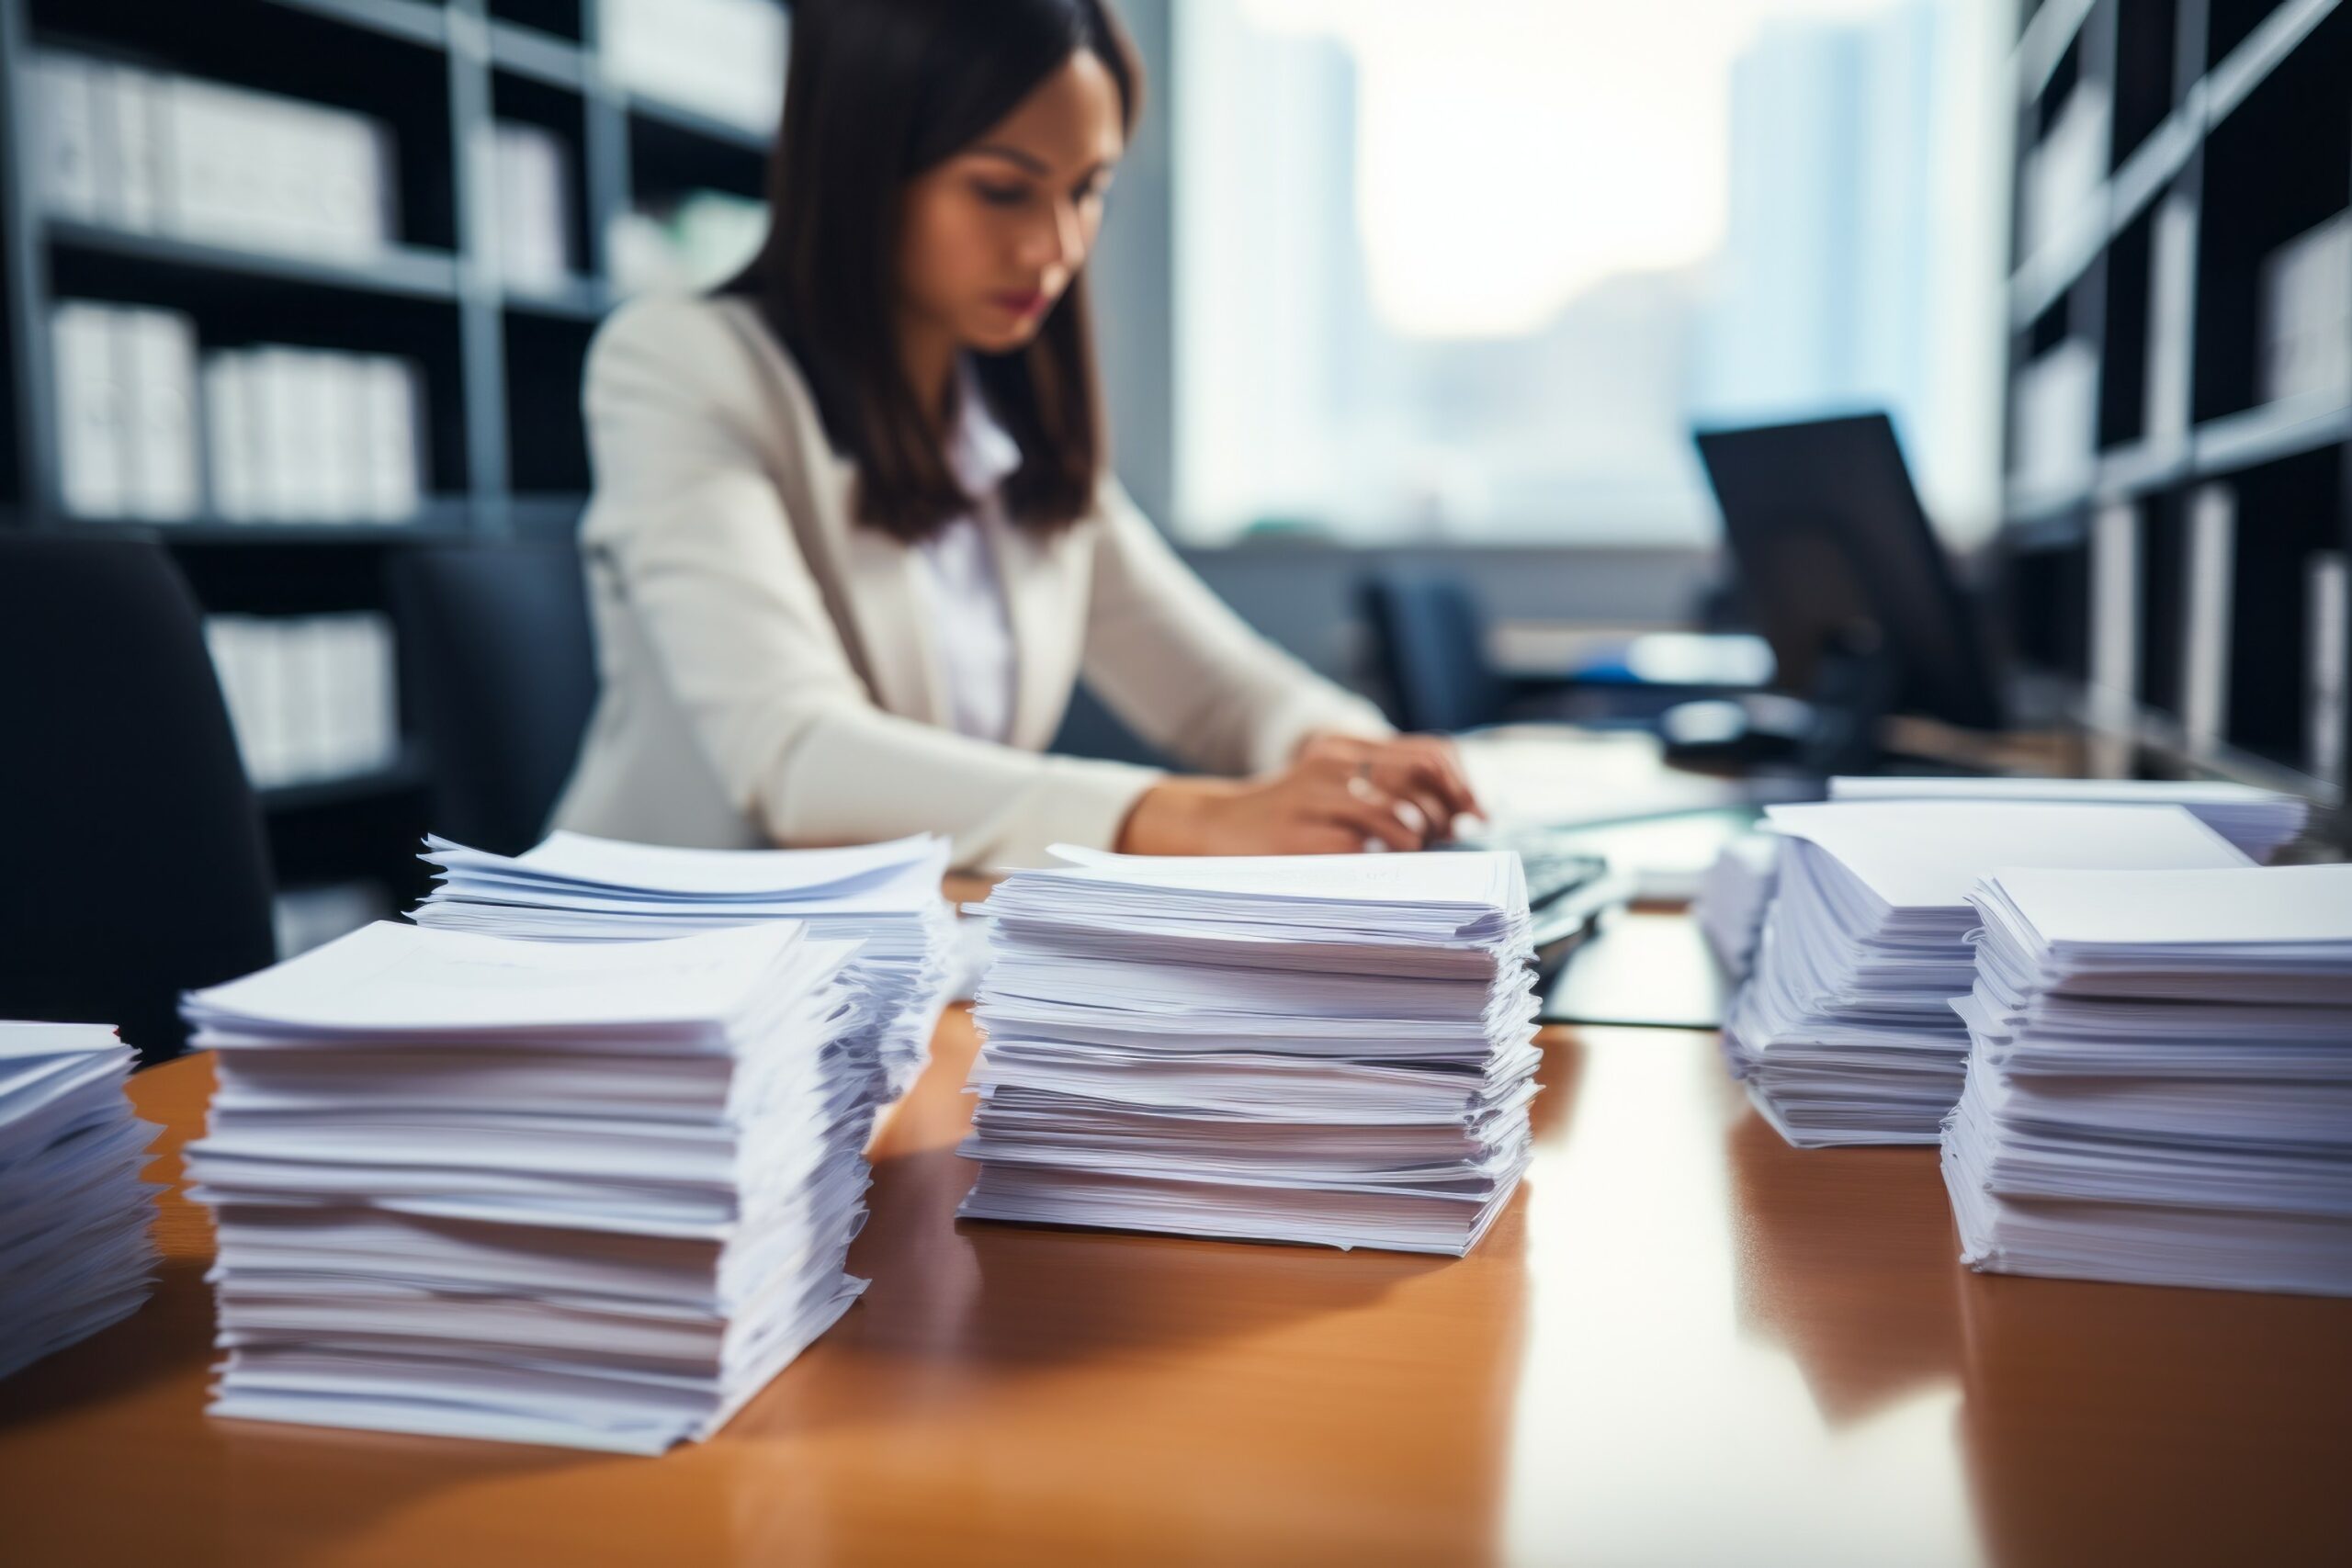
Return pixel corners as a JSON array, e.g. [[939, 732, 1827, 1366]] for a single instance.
[[2000, 0, 2351, 825], [0, 0, 785, 913]]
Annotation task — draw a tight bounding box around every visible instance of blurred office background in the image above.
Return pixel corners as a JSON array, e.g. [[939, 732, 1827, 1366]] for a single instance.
[[0, 0, 2346, 957]]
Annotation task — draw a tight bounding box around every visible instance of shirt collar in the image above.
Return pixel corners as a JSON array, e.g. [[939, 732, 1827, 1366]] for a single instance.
[[947, 360, 1023, 499]]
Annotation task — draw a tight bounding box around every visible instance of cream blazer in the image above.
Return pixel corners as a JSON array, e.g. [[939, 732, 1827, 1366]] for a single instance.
[[548, 294, 1392, 869]]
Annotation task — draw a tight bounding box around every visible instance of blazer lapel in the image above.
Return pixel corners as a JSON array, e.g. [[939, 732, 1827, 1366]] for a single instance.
[[712, 299, 946, 726], [842, 524, 948, 727]]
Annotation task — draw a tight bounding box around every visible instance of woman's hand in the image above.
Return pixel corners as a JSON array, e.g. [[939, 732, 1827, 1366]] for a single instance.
[[1290, 731, 1483, 842], [1115, 733, 1484, 856]]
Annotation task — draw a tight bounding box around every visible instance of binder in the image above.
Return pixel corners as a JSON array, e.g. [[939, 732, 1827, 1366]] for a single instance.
[[28, 52, 100, 221], [51, 303, 128, 518], [121, 309, 201, 522]]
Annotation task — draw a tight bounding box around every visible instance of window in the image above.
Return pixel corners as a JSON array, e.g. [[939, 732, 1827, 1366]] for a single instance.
[[1170, 0, 2008, 547]]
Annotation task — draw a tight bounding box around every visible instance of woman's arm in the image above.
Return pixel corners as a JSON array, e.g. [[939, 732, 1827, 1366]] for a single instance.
[[1078, 479, 1396, 773], [582, 300, 1161, 869]]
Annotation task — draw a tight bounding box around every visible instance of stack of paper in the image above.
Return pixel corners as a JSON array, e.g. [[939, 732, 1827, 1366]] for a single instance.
[[1828, 776, 2310, 863], [1945, 865, 2352, 1296], [0, 1023, 163, 1380], [183, 921, 876, 1452], [414, 831, 955, 1100], [958, 847, 1540, 1256], [1723, 801, 2251, 1148], [1693, 832, 1781, 979]]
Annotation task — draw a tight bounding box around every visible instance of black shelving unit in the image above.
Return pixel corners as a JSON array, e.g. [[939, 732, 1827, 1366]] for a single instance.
[[2001, 0, 2350, 823], [0, 0, 786, 908]]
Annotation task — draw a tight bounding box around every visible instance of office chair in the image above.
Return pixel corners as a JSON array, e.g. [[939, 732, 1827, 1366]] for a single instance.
[[390, 541, 598, 856], [0, 536, 277, 1064], [1362, 570, 1773, 735], [1360, 573, 1521, 733]]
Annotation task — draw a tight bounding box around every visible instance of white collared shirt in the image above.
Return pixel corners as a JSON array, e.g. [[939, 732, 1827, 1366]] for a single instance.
[[907, 367, 1023, 743]]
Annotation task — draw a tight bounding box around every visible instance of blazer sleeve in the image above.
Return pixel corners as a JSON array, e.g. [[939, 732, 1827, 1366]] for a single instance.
[[581, 300, 1162, 870], [1079, 479, 1395, 774]]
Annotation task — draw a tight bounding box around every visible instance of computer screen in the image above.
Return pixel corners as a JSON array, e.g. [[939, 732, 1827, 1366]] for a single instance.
[[1694, 412, 2005, 733]]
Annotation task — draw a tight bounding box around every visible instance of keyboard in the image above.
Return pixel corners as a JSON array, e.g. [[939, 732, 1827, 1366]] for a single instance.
[[1442, 829, 1629, 967]]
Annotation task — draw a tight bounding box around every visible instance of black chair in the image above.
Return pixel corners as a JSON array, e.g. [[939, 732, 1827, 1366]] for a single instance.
[[0, 536, 277, 1064], [1362, 570, 1769, 735], [1360, 572, 1521, 733], [390, 541, 598, 856]]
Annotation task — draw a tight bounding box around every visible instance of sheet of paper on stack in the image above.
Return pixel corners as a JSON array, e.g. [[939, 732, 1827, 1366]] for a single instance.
[[413, 830, 955, 1099], [1693, 832, 1781, 980], [957, 847, 1540, 1257], [1722, 800, 2253, 1148], [1945, 863, 2352, 1296], [0, 1022, 163, 1381], [1827, 775, 2310, 863], [182, 920, 876, 1453]]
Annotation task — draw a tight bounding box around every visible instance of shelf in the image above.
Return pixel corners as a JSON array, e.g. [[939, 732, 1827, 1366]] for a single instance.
[[2008, 99, 2203, 332], [506, 493, 589, 536], [2010, 0, 2346, 331], [2008, 197, 2109, 330], [2106, 92, 2202, 237], [2001, 506, 2091, 552], [502, 276, 614, 321], [258, 750, 431, 815], [57, 501, 477, 545], [163, 520, 476, 547], [2064, 685, 2345, 807], [488, 19, 591, 89], [261, 0, 450, 50], [2192, 393, 2352, 475], [46, 220, 463, 303], [1, 0, 776, 896], [622, 95, 773, 156], [2094, 438, 2192, 500], [2208, 0, 2344, 124], [2003, 398, 2352, 520], [2003, 476, 2094, 529], [2014, 0, 2097, 103]]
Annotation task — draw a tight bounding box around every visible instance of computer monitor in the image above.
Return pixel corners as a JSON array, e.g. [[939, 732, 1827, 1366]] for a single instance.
[[1693, 412, 2005, 734]]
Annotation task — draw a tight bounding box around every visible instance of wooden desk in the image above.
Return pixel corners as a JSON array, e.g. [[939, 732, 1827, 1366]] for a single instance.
[[4, 944, 2347, 1566]]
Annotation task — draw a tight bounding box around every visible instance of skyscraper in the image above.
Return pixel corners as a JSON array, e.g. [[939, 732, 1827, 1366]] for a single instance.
[[1695, 2, 1940, 429]]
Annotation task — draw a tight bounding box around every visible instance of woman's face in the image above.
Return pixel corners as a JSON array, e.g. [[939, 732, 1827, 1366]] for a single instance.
[[899, 50, 1125, 357]]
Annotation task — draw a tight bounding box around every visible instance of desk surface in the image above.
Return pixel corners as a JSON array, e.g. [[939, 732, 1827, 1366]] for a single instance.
[[4, 922, 2347, 1568]]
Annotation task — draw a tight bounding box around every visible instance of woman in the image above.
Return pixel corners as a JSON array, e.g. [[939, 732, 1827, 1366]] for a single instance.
[[551, 0, 1480, 869]]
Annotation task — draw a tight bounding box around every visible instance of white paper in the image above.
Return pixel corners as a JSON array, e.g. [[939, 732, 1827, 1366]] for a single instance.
[[0, 1021, 163, 1381], [959, 849, 1539, 1256], [1943, 863, 2352, 1297], [416, 832, 956, 1100], [187, 918, 877, 1451], [1762, 800, 2247, 910]]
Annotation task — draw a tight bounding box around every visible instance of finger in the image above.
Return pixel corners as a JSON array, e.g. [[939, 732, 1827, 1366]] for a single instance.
[[1377, 752, 1474, 833], [1408, 736, 1484, 817], [1329, 784, 1426, 851], [1323, 782, 1426, 852], [1396, 785, 1453, 840], [1361, 762, 1450, 840], [1348, 763, 1433, 833]]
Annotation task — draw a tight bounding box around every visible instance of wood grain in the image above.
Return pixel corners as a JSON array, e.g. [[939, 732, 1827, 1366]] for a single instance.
[[2, 919, 2345, 1566]]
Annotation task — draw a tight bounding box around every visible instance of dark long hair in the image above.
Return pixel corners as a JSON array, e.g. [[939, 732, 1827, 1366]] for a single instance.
[[723, 0, 1142, 541]]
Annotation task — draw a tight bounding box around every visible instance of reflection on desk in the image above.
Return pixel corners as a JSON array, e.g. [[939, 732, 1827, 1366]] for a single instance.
[[1957, 1257, 2352, 1568], [1725, 1111, 1963, 1427], [1, 949, 2346, 1567]]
